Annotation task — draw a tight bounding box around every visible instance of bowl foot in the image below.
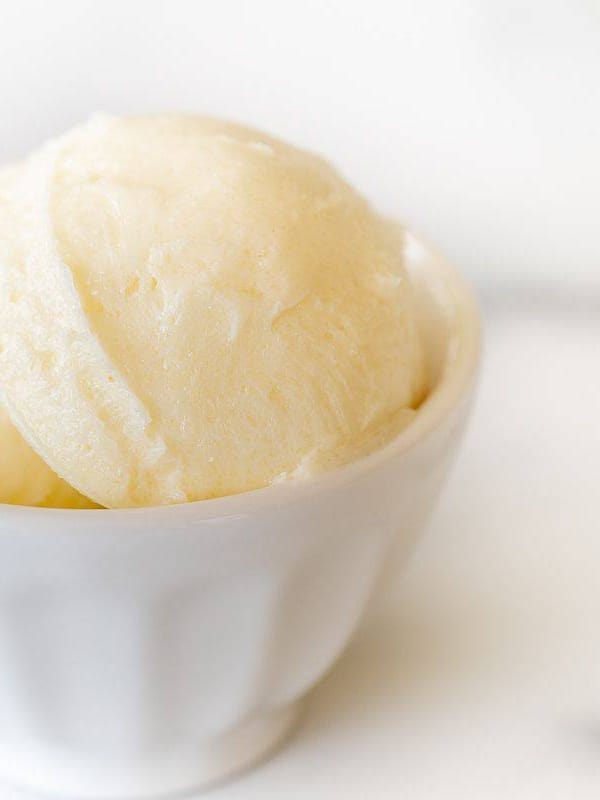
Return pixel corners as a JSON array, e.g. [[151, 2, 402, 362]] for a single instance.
[[0, 701, 301, 799]]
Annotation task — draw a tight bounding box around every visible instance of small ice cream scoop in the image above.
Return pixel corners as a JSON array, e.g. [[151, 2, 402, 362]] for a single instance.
[[0, 406, 96, 508]]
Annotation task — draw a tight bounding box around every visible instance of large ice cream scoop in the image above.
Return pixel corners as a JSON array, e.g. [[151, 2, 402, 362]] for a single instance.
[[0, 115, 425, 508]]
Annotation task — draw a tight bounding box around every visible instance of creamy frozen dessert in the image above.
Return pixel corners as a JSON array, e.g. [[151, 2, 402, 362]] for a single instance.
[[0, 406, 96, 508], [0, 168, 96, 508], [0, 115, 425, 508]]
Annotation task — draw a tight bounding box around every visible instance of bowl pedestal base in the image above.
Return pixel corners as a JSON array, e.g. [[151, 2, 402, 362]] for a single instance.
[[0, 701, 300, 799]]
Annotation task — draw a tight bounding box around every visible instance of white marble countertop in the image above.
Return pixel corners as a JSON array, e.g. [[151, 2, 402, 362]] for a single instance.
[[8, 296, 600, 799]]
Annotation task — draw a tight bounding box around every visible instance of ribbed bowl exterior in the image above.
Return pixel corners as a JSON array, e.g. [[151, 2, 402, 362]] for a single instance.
[[0, 392, 472, 798]]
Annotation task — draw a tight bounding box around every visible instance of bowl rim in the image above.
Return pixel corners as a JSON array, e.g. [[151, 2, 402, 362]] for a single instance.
[[0, 232, 481, 528]]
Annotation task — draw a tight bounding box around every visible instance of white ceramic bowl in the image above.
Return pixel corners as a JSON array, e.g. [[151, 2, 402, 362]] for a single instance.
[[0, 234, 480, 799]]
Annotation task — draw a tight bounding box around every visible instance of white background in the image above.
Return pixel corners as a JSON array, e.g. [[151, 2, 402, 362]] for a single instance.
[[2, 2, 600, 798], [1, 0, 598, 291]]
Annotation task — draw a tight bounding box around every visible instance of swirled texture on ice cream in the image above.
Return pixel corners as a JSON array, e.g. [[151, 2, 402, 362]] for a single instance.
[[0, 115, 425, 508]]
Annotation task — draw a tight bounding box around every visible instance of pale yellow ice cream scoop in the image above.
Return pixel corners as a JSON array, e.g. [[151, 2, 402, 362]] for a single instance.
[[0, 115, 425, 508], [0, 167, 96, 508]]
